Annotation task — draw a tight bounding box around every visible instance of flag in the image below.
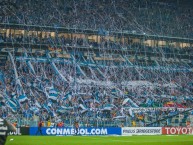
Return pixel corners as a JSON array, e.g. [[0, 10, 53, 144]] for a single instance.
[[129, 108, 134, 117], [43, 103, 56, 117], [0, 97, 5, 106], [30, 106, 39, 113], [48, 101, 52, 108], [103, 104, 114, 111], [93, 91, 100, 104], [11, 98, 20, 108], [98, 27, 108, 36], [57, 106, 73, 113], [94, 98, 100, 104], [78, 96, 85, 104], [146, 98, 152, 107], [43, 104, 51, 112], [113, 116, 126, 119], [122, 98, 130, 105], [79, 104, 87, 110], [48, 88, 58, 101], [122, 98, 138, 107], [79, 104, 88, 114], [6, 99, 17, 112], [35, 101, 41, 108], [63, 92, 72, 101], [18, 94, 28, 103], [111, 88, 120, 98], [61, 106, 73, 110], [111, 88, 117, 95]]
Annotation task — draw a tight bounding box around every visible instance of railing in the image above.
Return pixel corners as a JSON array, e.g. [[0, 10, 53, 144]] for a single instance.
[[10, 111, 193, 128]]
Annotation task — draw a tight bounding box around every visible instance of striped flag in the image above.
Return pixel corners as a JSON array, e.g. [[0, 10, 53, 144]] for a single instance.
[[48, 88, 58, 101], [111, 88, 119, 97], [6, 99, 17, 112], [35, 101, 41, 108], [57, 106, 73, 113], [43, 104, 52, 113], [93, 91, 100, 104], [63, 92, 72, 101], [11, 98, 20, 108], [113, 116, 126, 119], [111, 88, 117, 95], [79, 104, 88, 114], [48, 101, 52, 108], [18, 94, 28, 103], [30, 106, 39, 113], [103, 104, 115, 111]]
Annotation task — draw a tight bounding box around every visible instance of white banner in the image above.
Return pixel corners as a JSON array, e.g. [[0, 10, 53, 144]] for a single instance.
[[125, 107, 189, 113], [122, 127, 162, 136]]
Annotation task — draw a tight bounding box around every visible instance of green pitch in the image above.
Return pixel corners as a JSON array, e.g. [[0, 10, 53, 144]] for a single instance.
[[5, 135, 193, 145]]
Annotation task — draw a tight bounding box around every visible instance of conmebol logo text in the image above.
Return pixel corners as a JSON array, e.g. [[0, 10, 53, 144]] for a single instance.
[[8, 128, 22, 135], [46, 128, 108, 135]]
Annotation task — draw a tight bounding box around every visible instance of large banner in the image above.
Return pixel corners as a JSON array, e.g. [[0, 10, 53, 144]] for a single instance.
[[30, 127, 121, 136], [122, 127, 162, 136], [129, 107, 189, 113], [162, 127, 193, 135], [8, 127, 30, 135]]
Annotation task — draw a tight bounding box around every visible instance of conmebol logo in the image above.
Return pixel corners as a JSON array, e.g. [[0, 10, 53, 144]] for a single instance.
[[8, 128, 22, 135], [46, 128, 108, 135]]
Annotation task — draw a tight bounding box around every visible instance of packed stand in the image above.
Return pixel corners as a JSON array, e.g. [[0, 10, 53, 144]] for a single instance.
[[0, 0, 193, 38]]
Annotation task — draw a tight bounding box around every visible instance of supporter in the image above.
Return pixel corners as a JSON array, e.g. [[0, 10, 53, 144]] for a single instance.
[[74, 121, 79, 135], [36, 121, 43, 135], [13, 121, 17, 127], [47, 120, 51, 127]]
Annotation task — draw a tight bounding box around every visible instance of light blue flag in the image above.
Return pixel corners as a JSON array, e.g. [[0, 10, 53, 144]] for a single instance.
[[49, 88, 58, 101], [18, 94, 28, 103]]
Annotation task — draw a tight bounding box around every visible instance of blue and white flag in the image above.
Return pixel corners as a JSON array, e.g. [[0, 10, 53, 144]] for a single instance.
[[129, 108, 134, 117], [94, 98, 100, 104], [43, 104, 51, 113], [79, 104, 87, 110], [111, 88, 119, 98], [18, 94, 28, 103], [35, 101, 41, 108], [94, 91, 100, 104], [111, 88, 117, 95], [63, 92, 72, 101], [79, 104, 88, 114], [146, 98, 152, 107], [48, 88, 58, 101], [43, 104, 55, 117], [122, 98, 139, 107], [30, 106, 39, 113], [122, 98, 130, 105], [48, 101, 52, 108], [57, 106, 73, 113], [103, 104, 114, 111], [11, 97, 20, 108], [98, 27, 108, 36], [6, 99, 17, 112], [113, 116, 126, 119]]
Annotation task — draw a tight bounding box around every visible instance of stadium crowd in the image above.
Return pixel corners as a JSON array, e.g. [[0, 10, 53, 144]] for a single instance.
[[0, 49, 192, 127], [0, 0, 193, 38], [0, 0, 192, 127]]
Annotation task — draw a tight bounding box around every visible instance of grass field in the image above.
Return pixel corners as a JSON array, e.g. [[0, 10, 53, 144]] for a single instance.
[[5, 135, 193, 145]]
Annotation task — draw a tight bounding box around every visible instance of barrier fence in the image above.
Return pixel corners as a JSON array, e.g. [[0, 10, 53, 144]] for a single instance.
[[8, 127, 193, 136]]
